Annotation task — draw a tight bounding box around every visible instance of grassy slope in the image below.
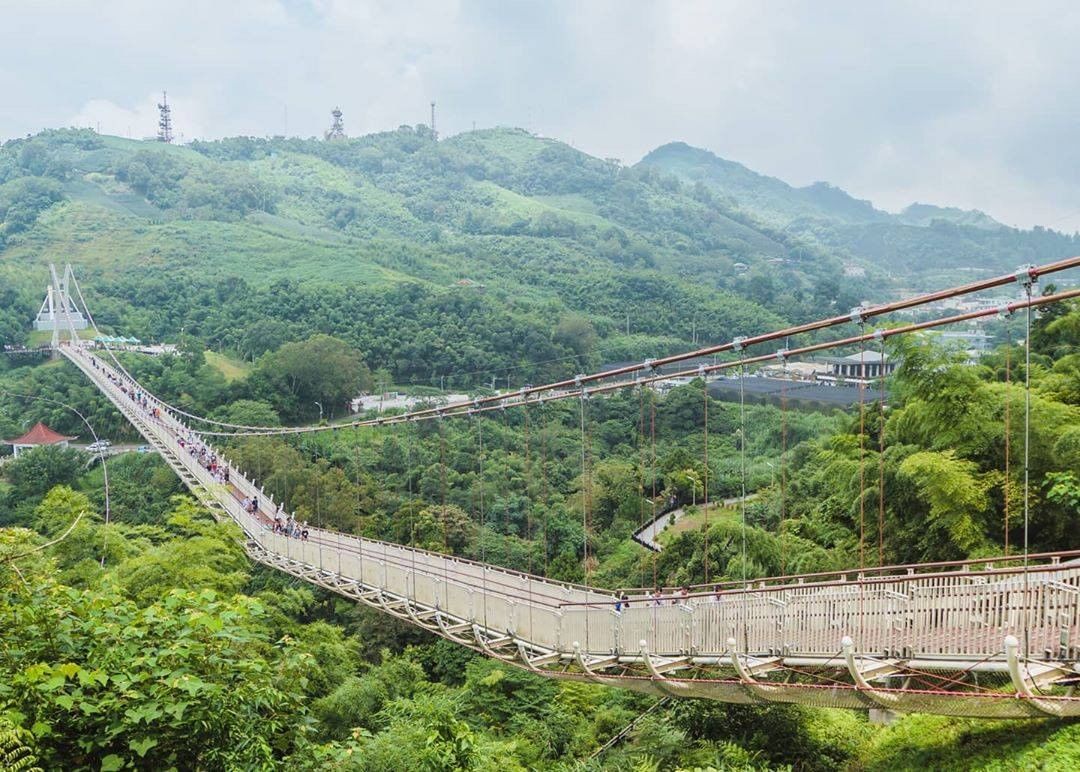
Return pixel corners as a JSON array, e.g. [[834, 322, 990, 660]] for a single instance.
[[852, 714, 1080, 771], [3, 200, 413, 287], [204, 350, 251, 382]]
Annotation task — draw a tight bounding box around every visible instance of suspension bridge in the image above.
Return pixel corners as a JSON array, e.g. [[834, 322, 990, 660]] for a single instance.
[[27, 258, 1080, 718]]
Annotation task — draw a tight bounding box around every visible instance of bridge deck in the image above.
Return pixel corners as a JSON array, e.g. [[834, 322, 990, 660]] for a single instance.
[[60, 343, 1080, 718]]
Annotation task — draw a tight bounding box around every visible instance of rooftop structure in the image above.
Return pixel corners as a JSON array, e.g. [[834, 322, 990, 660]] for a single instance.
[[818, 350, 896, 383], [3, 422, 75, 457]]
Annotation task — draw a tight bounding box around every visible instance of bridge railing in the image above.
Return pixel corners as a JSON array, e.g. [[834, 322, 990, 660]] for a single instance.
[[561, 562, 1080, 659], [66, 346, 608, 616], [614, 550, 1080, 596], [75, 367, 608, 608], [64, 343, 1080, 663]]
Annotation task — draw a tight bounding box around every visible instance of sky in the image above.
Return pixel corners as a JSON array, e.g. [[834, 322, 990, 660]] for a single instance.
[[2, 0, 1078, 229]]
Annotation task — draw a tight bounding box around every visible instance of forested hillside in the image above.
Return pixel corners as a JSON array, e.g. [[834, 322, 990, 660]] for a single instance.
[[641, 142, 1080, 286], [3, 127, 1076, 395]]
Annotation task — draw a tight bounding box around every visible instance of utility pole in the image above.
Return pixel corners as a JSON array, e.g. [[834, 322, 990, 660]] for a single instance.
[[430, 101, 437, 141], [626, 313, 630, 336]]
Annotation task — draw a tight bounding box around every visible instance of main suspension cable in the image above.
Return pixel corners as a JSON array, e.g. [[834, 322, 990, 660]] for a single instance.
[[170, 286, 1080, 439], [74, 259, 1080, 435]]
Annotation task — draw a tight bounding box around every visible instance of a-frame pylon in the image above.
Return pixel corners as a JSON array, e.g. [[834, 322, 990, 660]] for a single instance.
[[34, 263, 91, 347]]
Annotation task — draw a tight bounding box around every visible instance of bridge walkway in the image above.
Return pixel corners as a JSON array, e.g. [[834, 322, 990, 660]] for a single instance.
[[60, 343, 1080, 718]]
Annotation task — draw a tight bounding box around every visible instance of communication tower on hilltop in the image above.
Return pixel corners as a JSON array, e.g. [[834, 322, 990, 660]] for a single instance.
[[430, 101, 437, 141], [325, 107, 345, 140], [157, 91, 173, 143]]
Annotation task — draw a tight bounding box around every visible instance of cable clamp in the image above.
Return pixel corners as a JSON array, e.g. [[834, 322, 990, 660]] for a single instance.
[[1014, 265, 1037, 289], [872, 329, 885, 343], [574, 374, 585, 388], [997, 304, 1015, 320], [850, 306, 866, 325], [732, 336, 746, 353], [642, 358, 655, 373], [697, 364, 708, 377], [775, 348, 788, 362]]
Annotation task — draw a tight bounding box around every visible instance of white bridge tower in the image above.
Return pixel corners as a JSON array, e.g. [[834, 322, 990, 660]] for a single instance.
[[34, 263, 91, 348]]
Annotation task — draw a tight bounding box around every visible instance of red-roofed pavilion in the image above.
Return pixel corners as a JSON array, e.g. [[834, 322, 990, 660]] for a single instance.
[[3, 422, 75, 457]]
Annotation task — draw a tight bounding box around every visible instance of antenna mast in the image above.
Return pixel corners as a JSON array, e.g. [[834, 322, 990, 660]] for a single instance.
[[325, 107, 345, 141], [157, 91, 173, 143], [430, 101, 437, 141]]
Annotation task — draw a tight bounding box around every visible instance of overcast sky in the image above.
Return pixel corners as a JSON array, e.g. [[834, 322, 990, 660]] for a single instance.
[[3, 0, 1078, 229]]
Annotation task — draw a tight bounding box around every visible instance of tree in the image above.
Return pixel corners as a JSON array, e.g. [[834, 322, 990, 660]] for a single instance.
[[0, 580, 308, 769], [254, 335, 372, 421], [553, 315, 597, 360], [898, 450, 994, 558], [114, 497, 249, 604], [5, 445, 87, 501], [210, 399, 281, 428]]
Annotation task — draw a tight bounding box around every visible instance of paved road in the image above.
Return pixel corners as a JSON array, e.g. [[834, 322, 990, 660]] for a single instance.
[[633, 494, 758, 551]]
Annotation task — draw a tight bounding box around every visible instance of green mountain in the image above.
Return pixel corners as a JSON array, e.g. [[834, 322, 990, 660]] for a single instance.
[[898, 202, 1004, 230], [0, 128, 853, 385], [639, 141, 1079, 284], [639, 141, 889, 225], [1, 127, 1077, 387]]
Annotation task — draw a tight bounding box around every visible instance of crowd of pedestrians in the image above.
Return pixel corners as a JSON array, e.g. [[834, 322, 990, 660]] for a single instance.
[[79, 346, 317, 541], [272, 510, 310, 540]]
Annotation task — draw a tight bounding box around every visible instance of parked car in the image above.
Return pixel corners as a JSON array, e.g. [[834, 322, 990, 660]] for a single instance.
[[87, 439, 112, 452]]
